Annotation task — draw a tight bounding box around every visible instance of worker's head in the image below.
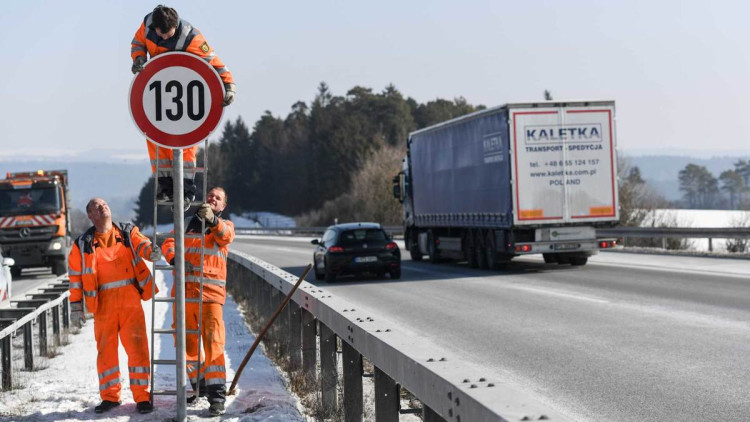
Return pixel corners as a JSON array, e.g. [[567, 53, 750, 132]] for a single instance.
[[86, 198, 111, 225], [151, 5, 179, 40], [206, 187, 227, 215]]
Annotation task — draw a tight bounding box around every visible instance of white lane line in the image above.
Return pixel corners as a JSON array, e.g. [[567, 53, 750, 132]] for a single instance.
[[402, 263, 610, 304], [506, 284, 610, 304]]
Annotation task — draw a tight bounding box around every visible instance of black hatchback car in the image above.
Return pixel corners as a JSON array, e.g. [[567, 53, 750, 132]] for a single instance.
[[312, 223, 401, 282]]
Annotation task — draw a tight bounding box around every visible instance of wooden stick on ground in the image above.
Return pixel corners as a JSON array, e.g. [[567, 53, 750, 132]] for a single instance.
[[227, 263, 312, 395]]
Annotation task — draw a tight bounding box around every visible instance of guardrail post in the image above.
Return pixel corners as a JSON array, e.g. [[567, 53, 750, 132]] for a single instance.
[[275, 290, 286, 355], [1, 333, 10, 390], [52, 305, 61, 346], [343, 341, 363, 422], [374, 367, 399, 422], [661, 238, 666, 249], [288, 301, 302, 372], [1, 319, 14, 390], [423, 405, 448, 422], [38, 310, 48, 357], [62, 297, 69, 330], [708, 237, 713, 252], [23, 321, 33, 370], [319, 322, 337, 416], [301, 309, 316, 379]]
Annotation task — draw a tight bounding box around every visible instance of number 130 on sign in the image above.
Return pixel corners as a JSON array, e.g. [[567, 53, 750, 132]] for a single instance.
[[129, 52, 225, 149]]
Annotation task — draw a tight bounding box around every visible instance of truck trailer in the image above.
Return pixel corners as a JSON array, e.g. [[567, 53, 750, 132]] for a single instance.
[[0, 170, 72, 276], [393, 101, 619, 268]]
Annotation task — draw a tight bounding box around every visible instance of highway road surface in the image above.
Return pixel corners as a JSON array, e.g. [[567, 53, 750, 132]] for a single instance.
[[233, 235, 750, 422]]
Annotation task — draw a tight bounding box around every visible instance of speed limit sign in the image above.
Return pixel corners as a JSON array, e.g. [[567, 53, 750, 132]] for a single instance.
[[129, 52, 224, 148]]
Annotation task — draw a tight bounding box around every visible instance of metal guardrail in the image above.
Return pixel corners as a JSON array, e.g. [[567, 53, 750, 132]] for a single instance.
[[598, 227, 750, 239], [234, 226, 403, 236], [0, 281, 70, 390], [228, 251, 571, 422]]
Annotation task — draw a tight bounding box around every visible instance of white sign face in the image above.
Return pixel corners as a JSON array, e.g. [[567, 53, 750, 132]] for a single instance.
[[142, 66, 212, 135], [129, 52, 224, 149], [510, 105, 618, 225]]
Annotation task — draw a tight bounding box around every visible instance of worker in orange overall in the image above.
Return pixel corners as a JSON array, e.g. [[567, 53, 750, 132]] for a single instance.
[[67, 198, 160, 414], [131, 5, 236, 206], [162, 187, 235, 416]]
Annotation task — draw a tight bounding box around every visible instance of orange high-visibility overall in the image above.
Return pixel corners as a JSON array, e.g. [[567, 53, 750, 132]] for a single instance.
[[162, 216, 234, 401], [68, 224, 156, 402], [131, 13, 234, 176]]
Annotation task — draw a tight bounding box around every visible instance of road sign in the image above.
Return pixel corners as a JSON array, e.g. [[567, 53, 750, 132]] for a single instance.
[[129, 52, 225, 149]]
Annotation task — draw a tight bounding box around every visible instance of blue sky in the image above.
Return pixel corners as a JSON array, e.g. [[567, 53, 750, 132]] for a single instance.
[[1, 0, 748, 160]]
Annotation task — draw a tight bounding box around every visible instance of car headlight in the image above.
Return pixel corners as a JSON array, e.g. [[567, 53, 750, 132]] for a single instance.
[[49, 239, 63, 251]]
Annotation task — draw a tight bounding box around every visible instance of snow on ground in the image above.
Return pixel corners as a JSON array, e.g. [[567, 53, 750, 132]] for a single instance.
[[643, 209, 750, 252], [0, 267, 304, 421]]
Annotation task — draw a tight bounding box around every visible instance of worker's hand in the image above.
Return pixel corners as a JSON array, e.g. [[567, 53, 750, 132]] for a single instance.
[[197, 203, 217, 226], [223, 83, 236, 107], [71, 301, 86, 328], [149, 247, 162, 262], [185, 261, 195, 274], [131, 56, 146, 74]]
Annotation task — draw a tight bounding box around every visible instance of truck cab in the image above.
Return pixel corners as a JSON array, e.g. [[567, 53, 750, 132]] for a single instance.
[[0, 170, 71, 277]]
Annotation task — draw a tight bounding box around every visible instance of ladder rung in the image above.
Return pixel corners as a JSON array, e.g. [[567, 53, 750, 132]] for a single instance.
[[152, 390, 178, 396], [153, 359, 177, 365], [186, 298, 202, 303], [154, 297, 175, 303], [154, 329, 175, 334], [156, 166, 205, 174], [186, 329, 200, 335], [155, 264, 173, 270]]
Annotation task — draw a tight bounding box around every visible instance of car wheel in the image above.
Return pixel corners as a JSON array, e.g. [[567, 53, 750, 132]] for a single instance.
[[314, 256, 323, 280], [324, 260, 336, 282], [409, 250, 423, 261], [390, 268, 401, 279], [10, 266, 21, 278]]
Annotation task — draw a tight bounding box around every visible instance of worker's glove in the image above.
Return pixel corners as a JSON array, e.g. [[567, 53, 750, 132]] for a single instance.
[[222, 83, 236, 107], [149, 247, 162, 262], [197, 203, 218, 226], [70, 301, 86, 328], [131, 56, 146, 74], [185, 261, 196, 274]]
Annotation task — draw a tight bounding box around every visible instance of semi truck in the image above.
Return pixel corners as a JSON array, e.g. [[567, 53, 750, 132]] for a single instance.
[[393, 100, 619, 268], [0, 170, 72, 276]]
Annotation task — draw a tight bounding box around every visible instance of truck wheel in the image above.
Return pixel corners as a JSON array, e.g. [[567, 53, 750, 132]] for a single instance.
[[476, 244, 488, 269], [410, 250, 423, 261], [52, 258, 67, 276], [557, 255, 571, 265], [570, 256, 588, 266], [543, 253, 557, 264], [10, 266, 21, 278], [466, 246, 478, 268], [485, 232, 501, 270]]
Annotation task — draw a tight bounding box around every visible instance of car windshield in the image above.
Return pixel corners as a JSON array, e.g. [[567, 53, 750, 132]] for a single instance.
[[0, 187, 61, 216], [339, 229, 387, 244]]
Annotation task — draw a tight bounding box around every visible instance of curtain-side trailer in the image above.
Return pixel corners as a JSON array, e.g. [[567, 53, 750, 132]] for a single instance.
[[393, 101, 619, 268]]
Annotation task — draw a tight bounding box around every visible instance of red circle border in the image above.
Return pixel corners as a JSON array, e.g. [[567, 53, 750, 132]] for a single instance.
[[129, 52, 224, 148]]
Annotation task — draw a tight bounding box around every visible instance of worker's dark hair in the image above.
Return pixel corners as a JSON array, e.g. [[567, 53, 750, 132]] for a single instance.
[[151, 5, 179, 33]]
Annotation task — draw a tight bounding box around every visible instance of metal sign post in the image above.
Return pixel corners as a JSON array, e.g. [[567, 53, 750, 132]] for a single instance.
[[172, 152, 186, 420], [129, 52, 225, 422]]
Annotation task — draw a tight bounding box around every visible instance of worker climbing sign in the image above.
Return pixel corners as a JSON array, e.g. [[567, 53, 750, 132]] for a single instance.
[[129, 52, 225, 149]]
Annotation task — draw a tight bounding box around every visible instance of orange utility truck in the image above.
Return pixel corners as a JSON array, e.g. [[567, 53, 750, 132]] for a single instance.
[[0, 170, 72, 277]]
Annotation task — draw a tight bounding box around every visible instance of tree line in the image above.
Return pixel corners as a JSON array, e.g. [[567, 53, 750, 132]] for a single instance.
[[678, 160, 750, 209], [133, 82, 483, 226]]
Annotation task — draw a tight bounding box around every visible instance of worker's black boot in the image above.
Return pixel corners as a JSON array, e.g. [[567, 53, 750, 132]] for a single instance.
[[183, 178, 197, 210], [94, 400, 121, 413]]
